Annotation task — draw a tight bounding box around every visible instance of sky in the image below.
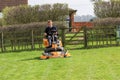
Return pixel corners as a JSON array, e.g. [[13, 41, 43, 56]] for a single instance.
[[28, 0, 95, 16]]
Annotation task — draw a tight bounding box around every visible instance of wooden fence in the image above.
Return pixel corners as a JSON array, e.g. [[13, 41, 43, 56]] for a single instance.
[[60, 26, 120, 49], [0, 30, 43, 52], [0, 26, 120, 52], [86, 26, 120, 48]]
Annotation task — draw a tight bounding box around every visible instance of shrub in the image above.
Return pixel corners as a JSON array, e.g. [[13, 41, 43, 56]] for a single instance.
[[0, 21, 66, 33], [93, 18, 120, 27]]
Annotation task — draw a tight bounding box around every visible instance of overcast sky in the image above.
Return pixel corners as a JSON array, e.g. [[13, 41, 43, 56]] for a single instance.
[[28, 0, 95, 16]]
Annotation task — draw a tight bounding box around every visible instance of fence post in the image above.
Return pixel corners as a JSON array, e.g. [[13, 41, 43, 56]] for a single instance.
[[83, 26, 88, 48], [1, 32, 4, 52], [61, 28, 65, 47], [31, 30, 34, 49], [0, 32, 1, 52]]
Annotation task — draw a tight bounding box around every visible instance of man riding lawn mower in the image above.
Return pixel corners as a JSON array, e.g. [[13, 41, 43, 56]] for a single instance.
[[40, 20, 71, 59]]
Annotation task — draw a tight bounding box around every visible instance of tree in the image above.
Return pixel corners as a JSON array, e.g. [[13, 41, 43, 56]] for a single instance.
[[2, 3, 69, 25], [2, 5, 39, 25], [93, 0, 120, 18]]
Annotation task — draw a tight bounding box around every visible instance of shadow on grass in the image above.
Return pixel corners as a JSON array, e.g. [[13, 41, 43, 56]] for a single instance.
[[0, 48, 44, 54], [20, 57, 45, 61], [20, 56, 71, 61], [66, 45, 120, 50]]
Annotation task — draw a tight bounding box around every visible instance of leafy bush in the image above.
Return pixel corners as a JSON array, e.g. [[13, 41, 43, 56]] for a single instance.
[[93, 18, 120, 27], [0, 21, 66, 33]]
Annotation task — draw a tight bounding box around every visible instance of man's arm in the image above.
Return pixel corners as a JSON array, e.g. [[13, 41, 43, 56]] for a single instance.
[[55, 27, 58, 34], [44, 27, 48, 37]]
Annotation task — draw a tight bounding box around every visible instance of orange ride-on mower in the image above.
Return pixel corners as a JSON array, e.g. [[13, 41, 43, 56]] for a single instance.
[[40, 32, 71, 59]]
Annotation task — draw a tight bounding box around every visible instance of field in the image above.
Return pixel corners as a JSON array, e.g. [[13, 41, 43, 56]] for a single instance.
[[0, 47, 120, 80]]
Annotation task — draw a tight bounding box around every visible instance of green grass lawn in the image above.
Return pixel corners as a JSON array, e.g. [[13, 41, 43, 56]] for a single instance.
[[0, 47, 120, 80]]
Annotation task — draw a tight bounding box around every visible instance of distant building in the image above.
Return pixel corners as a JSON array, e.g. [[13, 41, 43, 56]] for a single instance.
[[74, 15, 94, 22], [0, 0, 28, 12], [69, 10, 93, 32]]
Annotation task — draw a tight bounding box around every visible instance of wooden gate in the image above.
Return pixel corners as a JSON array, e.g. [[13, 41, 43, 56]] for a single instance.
[[60, 27, 86, 49]]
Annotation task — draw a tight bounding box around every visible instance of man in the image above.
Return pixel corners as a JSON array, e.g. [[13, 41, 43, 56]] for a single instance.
[[44, 20, 58, 47]]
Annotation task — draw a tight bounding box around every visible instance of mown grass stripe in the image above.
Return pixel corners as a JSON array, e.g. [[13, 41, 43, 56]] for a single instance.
[[100, 58, 120, 80], [40, 62, 53, 80], [99, 60, 117, 80], [64, 57, 74, 80], [87, 64, 95, 80]]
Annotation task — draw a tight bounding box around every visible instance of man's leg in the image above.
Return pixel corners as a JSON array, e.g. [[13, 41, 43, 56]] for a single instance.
[[47, 36, 52, 47], [54, 34, 58, 43]]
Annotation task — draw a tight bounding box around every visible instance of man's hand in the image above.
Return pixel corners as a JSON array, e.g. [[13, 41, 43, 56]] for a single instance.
[[44, 33, 47, 37]]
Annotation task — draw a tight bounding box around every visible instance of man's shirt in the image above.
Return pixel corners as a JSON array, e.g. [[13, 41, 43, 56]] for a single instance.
[[44, 26, 57, 36]]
